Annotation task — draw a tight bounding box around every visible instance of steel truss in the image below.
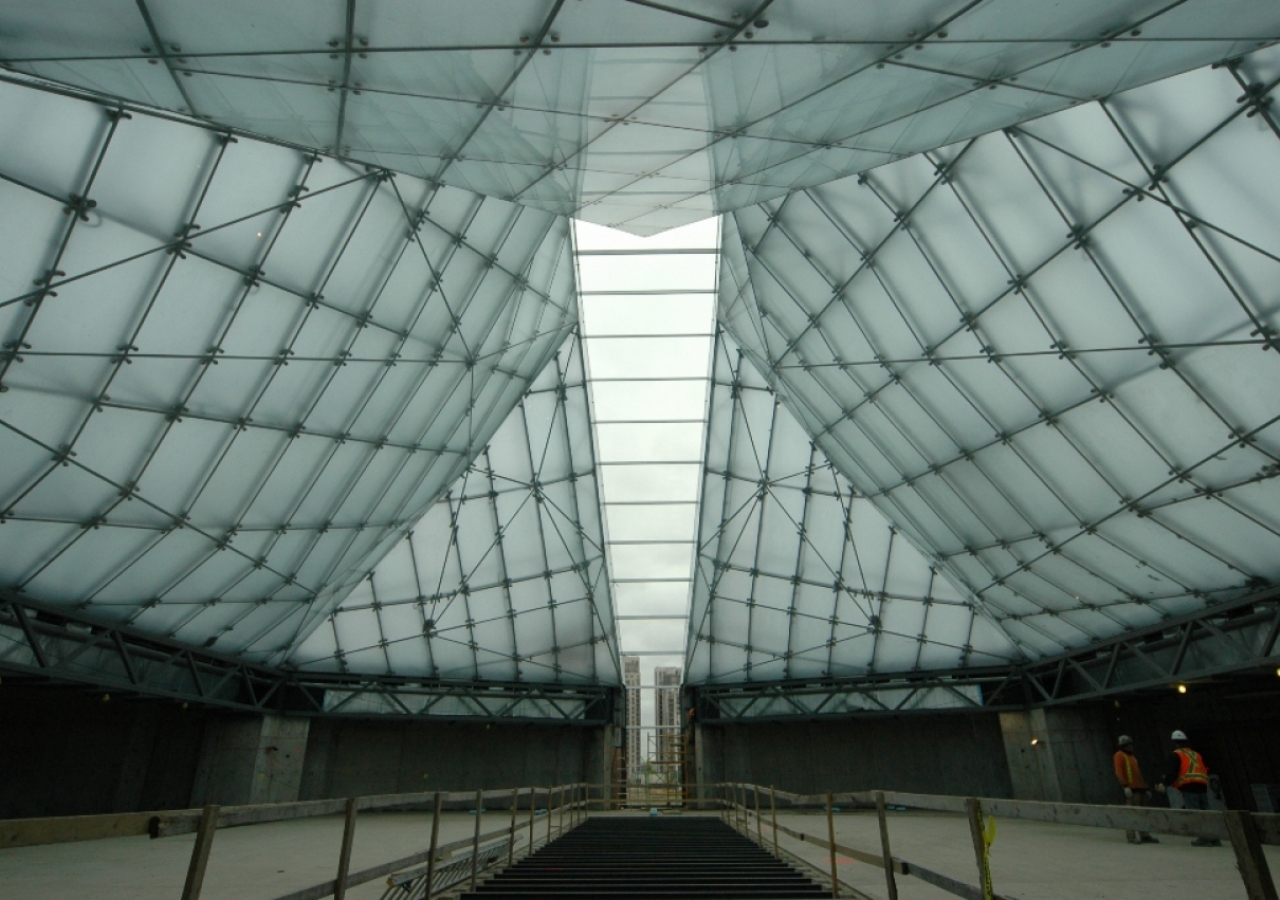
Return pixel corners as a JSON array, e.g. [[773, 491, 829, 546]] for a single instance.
[[693, 589, 1280, 722], [0, 591, 615, 723]]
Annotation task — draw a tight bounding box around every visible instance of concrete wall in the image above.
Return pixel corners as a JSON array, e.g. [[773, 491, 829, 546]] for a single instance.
[[0, 686, 608, 817], [0, 688, 206, 818], [190, 714, 311, 806], [298, 719, 609, 800], [1000, 708, 1116, 804], [697, 713, 1015, 798]]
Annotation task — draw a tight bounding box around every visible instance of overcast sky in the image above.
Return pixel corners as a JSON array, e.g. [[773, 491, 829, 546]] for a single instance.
[[574, 217, 719, 730]]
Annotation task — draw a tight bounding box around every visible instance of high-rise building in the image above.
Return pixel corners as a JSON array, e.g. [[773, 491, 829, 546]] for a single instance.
[[622, 656, 642, 783], [654, 666, 683, 774]]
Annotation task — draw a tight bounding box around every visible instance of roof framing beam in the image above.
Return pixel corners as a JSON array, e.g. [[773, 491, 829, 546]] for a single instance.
[[0, 591, 615, 724], [692, 589, 1280, 722]]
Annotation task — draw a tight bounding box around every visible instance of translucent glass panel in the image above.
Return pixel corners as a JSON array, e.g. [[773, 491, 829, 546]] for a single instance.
[[576, 217, 716, 725], [718, 46, 1280, 663], [289, 333, 619, 683], [0, 76, 577, 664], [686, 331, 1020, 684], [3, 2, 1275, 234]]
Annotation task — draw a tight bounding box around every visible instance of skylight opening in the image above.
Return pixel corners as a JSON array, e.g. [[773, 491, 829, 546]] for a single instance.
[[573, 216, 720, 761]]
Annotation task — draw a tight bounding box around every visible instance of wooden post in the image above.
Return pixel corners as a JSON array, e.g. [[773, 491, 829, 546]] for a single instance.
[[527, 788, 537, 853], [1225, 811, 1279, 900], [424, 792, 442, 900], [509, 787, 519, 867], [179, 804, 220, 900], [470, 790, 483, 891], [559, 784, 567, 837], [333, 798, 358, 900], [546, 786, 555, 845], [826, 792, 839, 899], [965, 798, 992, 900], [754, 786, 762, 844], [770, 786, 779, 857], [875, 792, 899, 900]]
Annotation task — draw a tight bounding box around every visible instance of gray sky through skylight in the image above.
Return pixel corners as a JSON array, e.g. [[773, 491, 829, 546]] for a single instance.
[[574, 217, 719, 730]]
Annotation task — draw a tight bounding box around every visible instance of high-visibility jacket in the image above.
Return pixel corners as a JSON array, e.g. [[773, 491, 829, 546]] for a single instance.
[[1173, 748, 1210, 789], [1113, 750, 1147, 789]]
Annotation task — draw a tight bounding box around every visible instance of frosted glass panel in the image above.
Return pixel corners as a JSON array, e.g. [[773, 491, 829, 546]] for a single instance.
[[714, 47, 1280, 669], [4, 3, 1269, 232]]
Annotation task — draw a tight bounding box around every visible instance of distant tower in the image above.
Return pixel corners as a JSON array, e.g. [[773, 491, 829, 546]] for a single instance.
[[623, 656, 642, 782], [654, 666, 683, 774]]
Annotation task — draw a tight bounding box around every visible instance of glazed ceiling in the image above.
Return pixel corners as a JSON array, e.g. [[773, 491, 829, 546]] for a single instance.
[[1, 2, 1279, 691], [2, 1, 1278, 233]]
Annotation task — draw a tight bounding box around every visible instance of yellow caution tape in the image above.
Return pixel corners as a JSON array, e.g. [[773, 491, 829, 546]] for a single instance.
[[980, 814, 996, 900]]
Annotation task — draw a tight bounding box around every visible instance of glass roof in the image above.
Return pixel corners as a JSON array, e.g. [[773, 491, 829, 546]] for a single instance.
[[686, 328, 1019, 684], [289, 331, 619, 683], [0, 74, 577, 664], [717, 45, 1280, 663], [2, 2, 1276, 233], [1, 8, 1278, 699]]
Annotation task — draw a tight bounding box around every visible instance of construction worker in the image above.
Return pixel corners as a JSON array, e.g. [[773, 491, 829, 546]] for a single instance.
[[1113, 735, 1158, 844], [1156, 730, 1221, 847]]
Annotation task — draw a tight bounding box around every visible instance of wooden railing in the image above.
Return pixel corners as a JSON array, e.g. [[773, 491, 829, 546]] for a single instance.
[[713, 782, 1280, 900], [3, 782, 1276, 900]]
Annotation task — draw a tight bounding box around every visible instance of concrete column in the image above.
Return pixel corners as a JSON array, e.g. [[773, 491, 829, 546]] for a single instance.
[[110, 705, 161, 811], [693, 723, 707, 808], [1000, 708, 1114, 803], [191, 714, 310, 806]]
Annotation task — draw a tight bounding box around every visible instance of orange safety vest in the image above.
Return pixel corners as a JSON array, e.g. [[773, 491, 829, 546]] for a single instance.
[[1113, 750, 1147, 789], [1173, 748, 1210, 789]]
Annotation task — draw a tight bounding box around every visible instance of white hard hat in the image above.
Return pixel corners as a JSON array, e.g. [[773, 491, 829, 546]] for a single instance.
[[1171, 729, 1188, 741], [1117, 735, 1133, 746]]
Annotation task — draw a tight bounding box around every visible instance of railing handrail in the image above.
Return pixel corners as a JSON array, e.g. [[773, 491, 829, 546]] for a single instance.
[[711, 780, 1280, 845], [716, 781, 1278, 900]]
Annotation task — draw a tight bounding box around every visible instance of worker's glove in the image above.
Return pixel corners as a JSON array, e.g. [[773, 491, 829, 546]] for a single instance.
[[1155, 784, 1166, 794], [1123, 787, 1133, 798]]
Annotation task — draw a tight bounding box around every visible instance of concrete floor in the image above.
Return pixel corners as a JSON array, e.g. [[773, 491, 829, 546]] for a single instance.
[[1, 807, 1272, 900], [767, 808, 1273, 900], [0, 810, 548, 900]]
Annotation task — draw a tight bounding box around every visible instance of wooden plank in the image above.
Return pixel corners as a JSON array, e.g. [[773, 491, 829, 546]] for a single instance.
[[425, 792, 442, 900], [332, 799, 357, 900], [826, 793, 839, 899], [964, 799, 992, 900], [1226, 810, 1279, 900], [470, 790, 483, 891], [0, 811, 160, 848], [271, 823, 514, 900], [878, 791, 1235, 841], [897, 859, 1032, 900], [876, 792, 899, 900], [179, 805, 220, 900], [901, 861, 985, 900], [154, 787, 551, 838]]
